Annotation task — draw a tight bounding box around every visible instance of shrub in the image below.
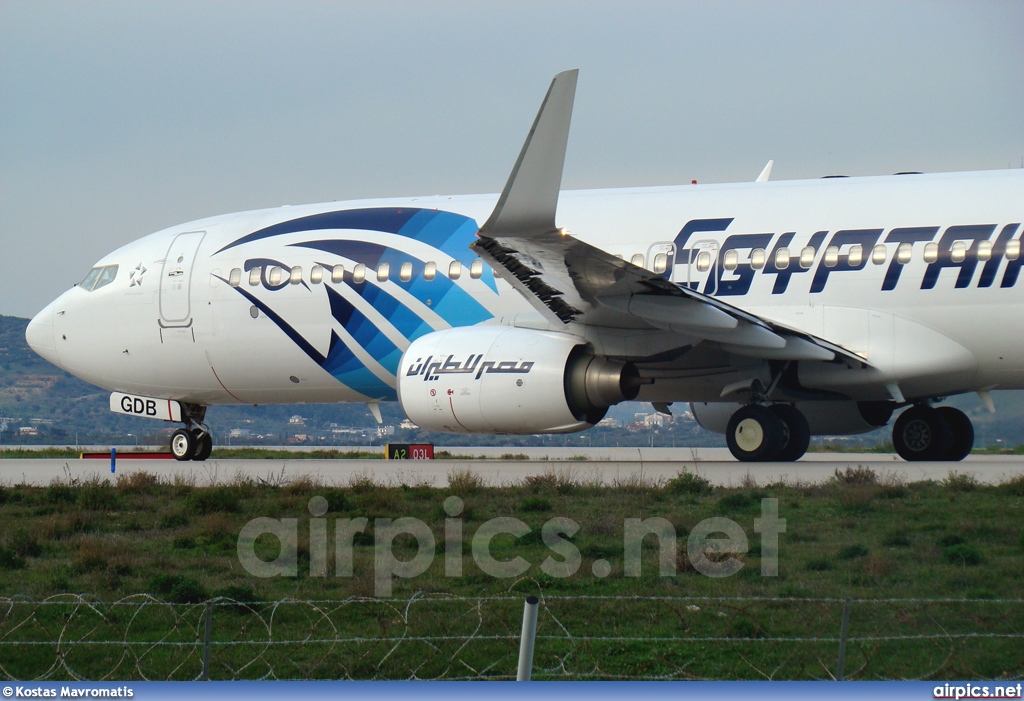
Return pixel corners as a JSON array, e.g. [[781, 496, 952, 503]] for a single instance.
[[79, 480, 119, 510], [8, 528, 43, 558], [941, 471, 980, 493], [805, 557, 832, 571], [157, 511, 190, 529], [45, 482, 76, 505], [448, 467, 484, 495], [0, 547, 27, 570], [834, 466, 877, 485], [883, 532, 911, 547], [520, 497, 552, 513], [943, 544, 983, 566], [838, 544, 869, 560], [836, 485, 875, 513], [667, 470, 712, 495], [718, 493, 757, 511], [998, 475, 1024, 497], [186, 487, 242, 514], [148, 574, 208, 603], [938, 533, 966, 548], [116, 471, 161, 494]]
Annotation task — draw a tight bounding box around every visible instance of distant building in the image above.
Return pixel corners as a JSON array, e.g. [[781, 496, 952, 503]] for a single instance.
[[377, 425, 395, 438], [644, 414, 667, 428], [289, 415, 306, 425], [597, 417, 621, 428], [228, 428, 252, 438], [399, 419, 418, 430], [18, 426, 39, 436]]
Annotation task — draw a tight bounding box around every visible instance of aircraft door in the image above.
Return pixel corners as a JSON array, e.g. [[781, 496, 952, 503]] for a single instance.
[[159, 231, 205, 326], [646, 242, 676, 280], [687, 240, 719, 294]]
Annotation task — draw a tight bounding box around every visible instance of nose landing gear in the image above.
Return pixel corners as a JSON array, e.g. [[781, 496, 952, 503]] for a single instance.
[[169, 404, 213, 461]]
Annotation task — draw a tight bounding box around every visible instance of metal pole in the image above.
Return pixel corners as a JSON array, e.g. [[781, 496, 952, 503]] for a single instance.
[[202, 601, 213, 681], [516, 595, 540, 681], [836, 597, 851, 681], [110, 447, 116, 474]]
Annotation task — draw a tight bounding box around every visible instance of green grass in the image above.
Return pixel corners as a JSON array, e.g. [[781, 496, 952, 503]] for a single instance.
[[0, 468, 1022, 680]]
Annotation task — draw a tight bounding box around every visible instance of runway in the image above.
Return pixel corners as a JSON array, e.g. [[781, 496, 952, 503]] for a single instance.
[[1, 448, 1021, 487]]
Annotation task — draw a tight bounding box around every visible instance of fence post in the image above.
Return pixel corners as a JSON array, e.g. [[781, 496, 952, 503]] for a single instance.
[[202, 601, 213, 681], [516, 596, 539, 681], [836, 597, 851, 681]]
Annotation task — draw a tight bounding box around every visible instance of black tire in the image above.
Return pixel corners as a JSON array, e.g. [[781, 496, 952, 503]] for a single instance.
[[170, 428, 196, 461], [892, 405, 952, 461], [191, 429, 213, 461], [771, 404, 811, 462], [936, 406, 974, 461], [726, 405, 785, 462]]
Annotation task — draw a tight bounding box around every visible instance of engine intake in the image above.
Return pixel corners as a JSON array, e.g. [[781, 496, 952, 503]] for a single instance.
[[398, 326, 638, 434]]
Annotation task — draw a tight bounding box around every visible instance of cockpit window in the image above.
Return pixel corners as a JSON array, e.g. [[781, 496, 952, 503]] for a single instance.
[[80, 265, 118, 291]]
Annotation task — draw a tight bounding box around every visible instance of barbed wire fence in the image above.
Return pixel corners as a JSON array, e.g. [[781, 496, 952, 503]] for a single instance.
[[1, 594, 1021, 681]]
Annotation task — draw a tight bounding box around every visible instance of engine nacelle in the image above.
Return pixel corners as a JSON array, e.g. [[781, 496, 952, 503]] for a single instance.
[[690, 400, 895, 436], [398, 326, 639, 434]]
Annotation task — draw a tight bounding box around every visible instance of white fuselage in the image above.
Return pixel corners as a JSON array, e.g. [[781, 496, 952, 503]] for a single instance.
[[26, 168, 1024, 409]]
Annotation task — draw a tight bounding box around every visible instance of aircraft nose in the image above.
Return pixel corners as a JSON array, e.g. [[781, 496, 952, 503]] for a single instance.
[[26, 301, 61, 368]]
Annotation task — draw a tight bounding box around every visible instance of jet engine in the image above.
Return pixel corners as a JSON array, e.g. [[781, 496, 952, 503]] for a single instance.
[[398, 326, 640, 434]]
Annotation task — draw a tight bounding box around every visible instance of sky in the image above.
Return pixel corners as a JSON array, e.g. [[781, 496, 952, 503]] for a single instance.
[[2, 0, 1023, 319]]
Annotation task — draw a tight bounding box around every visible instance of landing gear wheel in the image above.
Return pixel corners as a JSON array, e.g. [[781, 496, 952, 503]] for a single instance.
[[726, 405, 785, 462], [936, 406, 974, 461], [770, 404, 811, 462], [170, 428, 196, 461], [191, 428, 213, 461], [893, 405, 952, 461]]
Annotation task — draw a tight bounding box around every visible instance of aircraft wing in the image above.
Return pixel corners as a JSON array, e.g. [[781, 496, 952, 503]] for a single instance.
[[472, 70, 866, 368]]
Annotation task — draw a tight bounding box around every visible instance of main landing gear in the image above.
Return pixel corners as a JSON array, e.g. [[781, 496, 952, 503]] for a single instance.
[[892, 405, 973, 462], [726, 403, 810, 463], [169, 404, 214, 461]]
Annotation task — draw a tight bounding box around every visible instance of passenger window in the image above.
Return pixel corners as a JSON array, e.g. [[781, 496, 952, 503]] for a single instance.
[[871, 244, 887, 265], [799, 247, 815, 269], [774, 248, 790, 270], [268, 267, 283, 286], [653, 253, 668, 274], [249, 267, 262, 286], [353, 264, 366, 284], [896, 242, 913, 265], [470, 260, 484, 279], [1006, 239, 1021, 261], [377, 263, 390, 282], [399, 262, 413, 282], [228, 268, 242, 287], [80, 267, 102, 290], [923, 243, 939, 264], [696, 251, 712, 272], [310, 265, 323, 284], [950, 241, 967, 264], [332, 264, 345, 283], [449, 261, 462, 279], [630, 253, 645, 267], [722, 250, 739, 271], [750, 249, 766, 270], [290, 266, 302, 284], [823, 246, 839, 268], [976, 240, 993, 262], [847, 245, 863, 267], [424, 261, 436, 281]]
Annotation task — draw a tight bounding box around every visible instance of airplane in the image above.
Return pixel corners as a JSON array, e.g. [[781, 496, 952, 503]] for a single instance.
[[24, 70, 1024, 463]]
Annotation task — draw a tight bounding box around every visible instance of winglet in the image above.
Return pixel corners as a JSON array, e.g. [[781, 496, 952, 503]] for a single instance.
[[755, 160, 774, 183], [479, 69, 579, 238]]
